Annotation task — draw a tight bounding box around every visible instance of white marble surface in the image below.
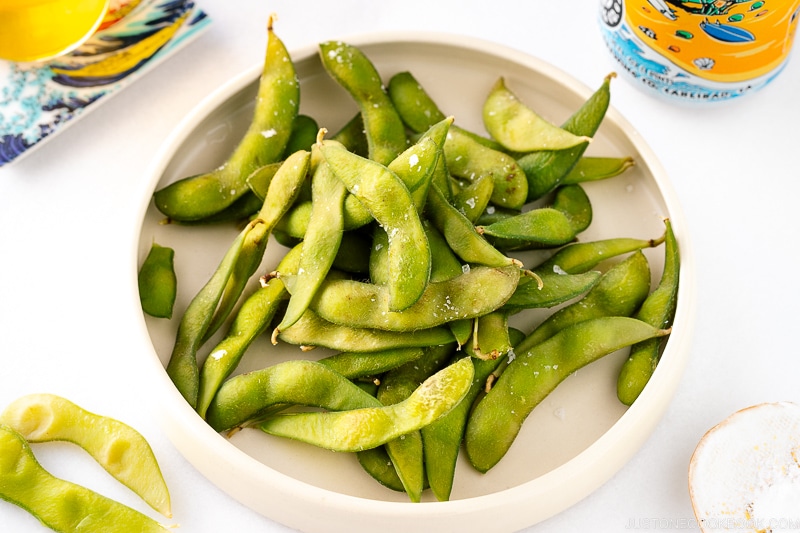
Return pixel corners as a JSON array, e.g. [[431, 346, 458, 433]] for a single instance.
[[1, 1, 799, 531]]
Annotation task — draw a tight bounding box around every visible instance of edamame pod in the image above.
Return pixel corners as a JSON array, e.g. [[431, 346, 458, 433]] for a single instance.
[[425, 183, 519, 269], [276, 309, 455, 352], [443, 127, 528, 209], [257, 357, 474, 453], [561, 155, 635, 185], [377, 345, 453, 502], [533, 233, 665, 275], [153, 16, 298, 221], [0, 425, 171, 532], [517, 251, 651, 354], [387, 70, 527, 208], [206, 360, 384, 432], [518, 73, 614, 201], [167, 220, 254, 407], [318, 347, 425, 380], [303, 264, 520, 332], [196, 241, 302, 417], [204, 149, 310, 341], [0, 394, 171, 517], [465, 317, 669, 472], [318, 137, 431, 311], [483, 77, 591, 152], [273, 157, 347, 338], [138, 242, 176, 319], [617, 219, 680, 405], [421, 329, 526, 502], [318, 41, 407, 166], [502, 270, 601, 310]]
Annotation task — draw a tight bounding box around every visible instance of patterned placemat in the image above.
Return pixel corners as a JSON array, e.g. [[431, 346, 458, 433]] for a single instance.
[[0, 0, 211, 168]]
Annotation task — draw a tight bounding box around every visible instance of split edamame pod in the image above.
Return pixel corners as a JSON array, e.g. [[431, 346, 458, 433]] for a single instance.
[[0, 394, 171, 518], [617, 218, 680, 405], [153, 15, 298, 221], [0, 425, 171, 532], [257, 357, 474, 453], [482, 77, 591, 152], [138, 242, 176, 319], [318, 41, 407, 166], [518, 73, 614, 201], [318, 136, 431, 312], [206, 360, 384, 432], [465, 316, 670, 472]]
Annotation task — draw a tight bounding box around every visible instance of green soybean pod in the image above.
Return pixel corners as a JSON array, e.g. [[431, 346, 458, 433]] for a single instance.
[[0, 425, 172, 532], [534, 233, 665, 276], [443, 127, 528, 210], [386, 71, 528, 208], [318, 137, 430, 312], [276, 309, 455, 352], [387, 71, 446, 133], [503, 270, 601, 310], [203, 149, 310, 344], [357, 446, 406, 492], [425, 183, 520, 269], [273, 158, 347, 338], [483, 77, 591, 152], [166, 219, 254, 408], [377, 345, 453, 502], [195, 243, 303, 418], [206, 360, 384, 432], [421, 328, 526, 502], [451, 174, 494, 223], [617, 218, 680, 405], [318, 347, 425, 380], [245, 162, 283, 201], [518, 73, 614, 202], [257, 357, 474, 453], [138, 242, 176, 319], [153, 16, 298, 222], [282, 114, 319, 156], [305, 264, 520, 332], [331, 113, 369, 157], [318, 41, 407, 166], [0, 394, 171, 518], [561, 156, 635, 185], [465, 316, 669, 473], [518, 251, 651, 355], [477, 207, 576, 247], [553, 183, 593, 234]]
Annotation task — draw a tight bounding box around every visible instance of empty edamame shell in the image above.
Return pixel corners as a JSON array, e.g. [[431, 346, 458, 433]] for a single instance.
[[689, 402, 800, 532]]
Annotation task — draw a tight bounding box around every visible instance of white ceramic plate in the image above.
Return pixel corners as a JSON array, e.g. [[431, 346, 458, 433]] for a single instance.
[[136, 32, 696, 533]]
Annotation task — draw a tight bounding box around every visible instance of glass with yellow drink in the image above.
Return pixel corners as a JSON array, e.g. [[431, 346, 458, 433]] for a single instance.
[[0, 0, 110, 62], [599, 0, 800, 102]]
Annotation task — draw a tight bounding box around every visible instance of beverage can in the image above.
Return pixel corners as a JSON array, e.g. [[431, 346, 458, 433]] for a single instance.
[[599, 0, 800, 102]]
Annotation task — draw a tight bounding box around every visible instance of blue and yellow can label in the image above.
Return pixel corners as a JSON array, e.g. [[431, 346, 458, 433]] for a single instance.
[[599, 0, 800, 102]]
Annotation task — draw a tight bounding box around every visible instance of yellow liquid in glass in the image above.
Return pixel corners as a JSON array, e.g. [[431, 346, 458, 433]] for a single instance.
[[0, 0, 110, 62]]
